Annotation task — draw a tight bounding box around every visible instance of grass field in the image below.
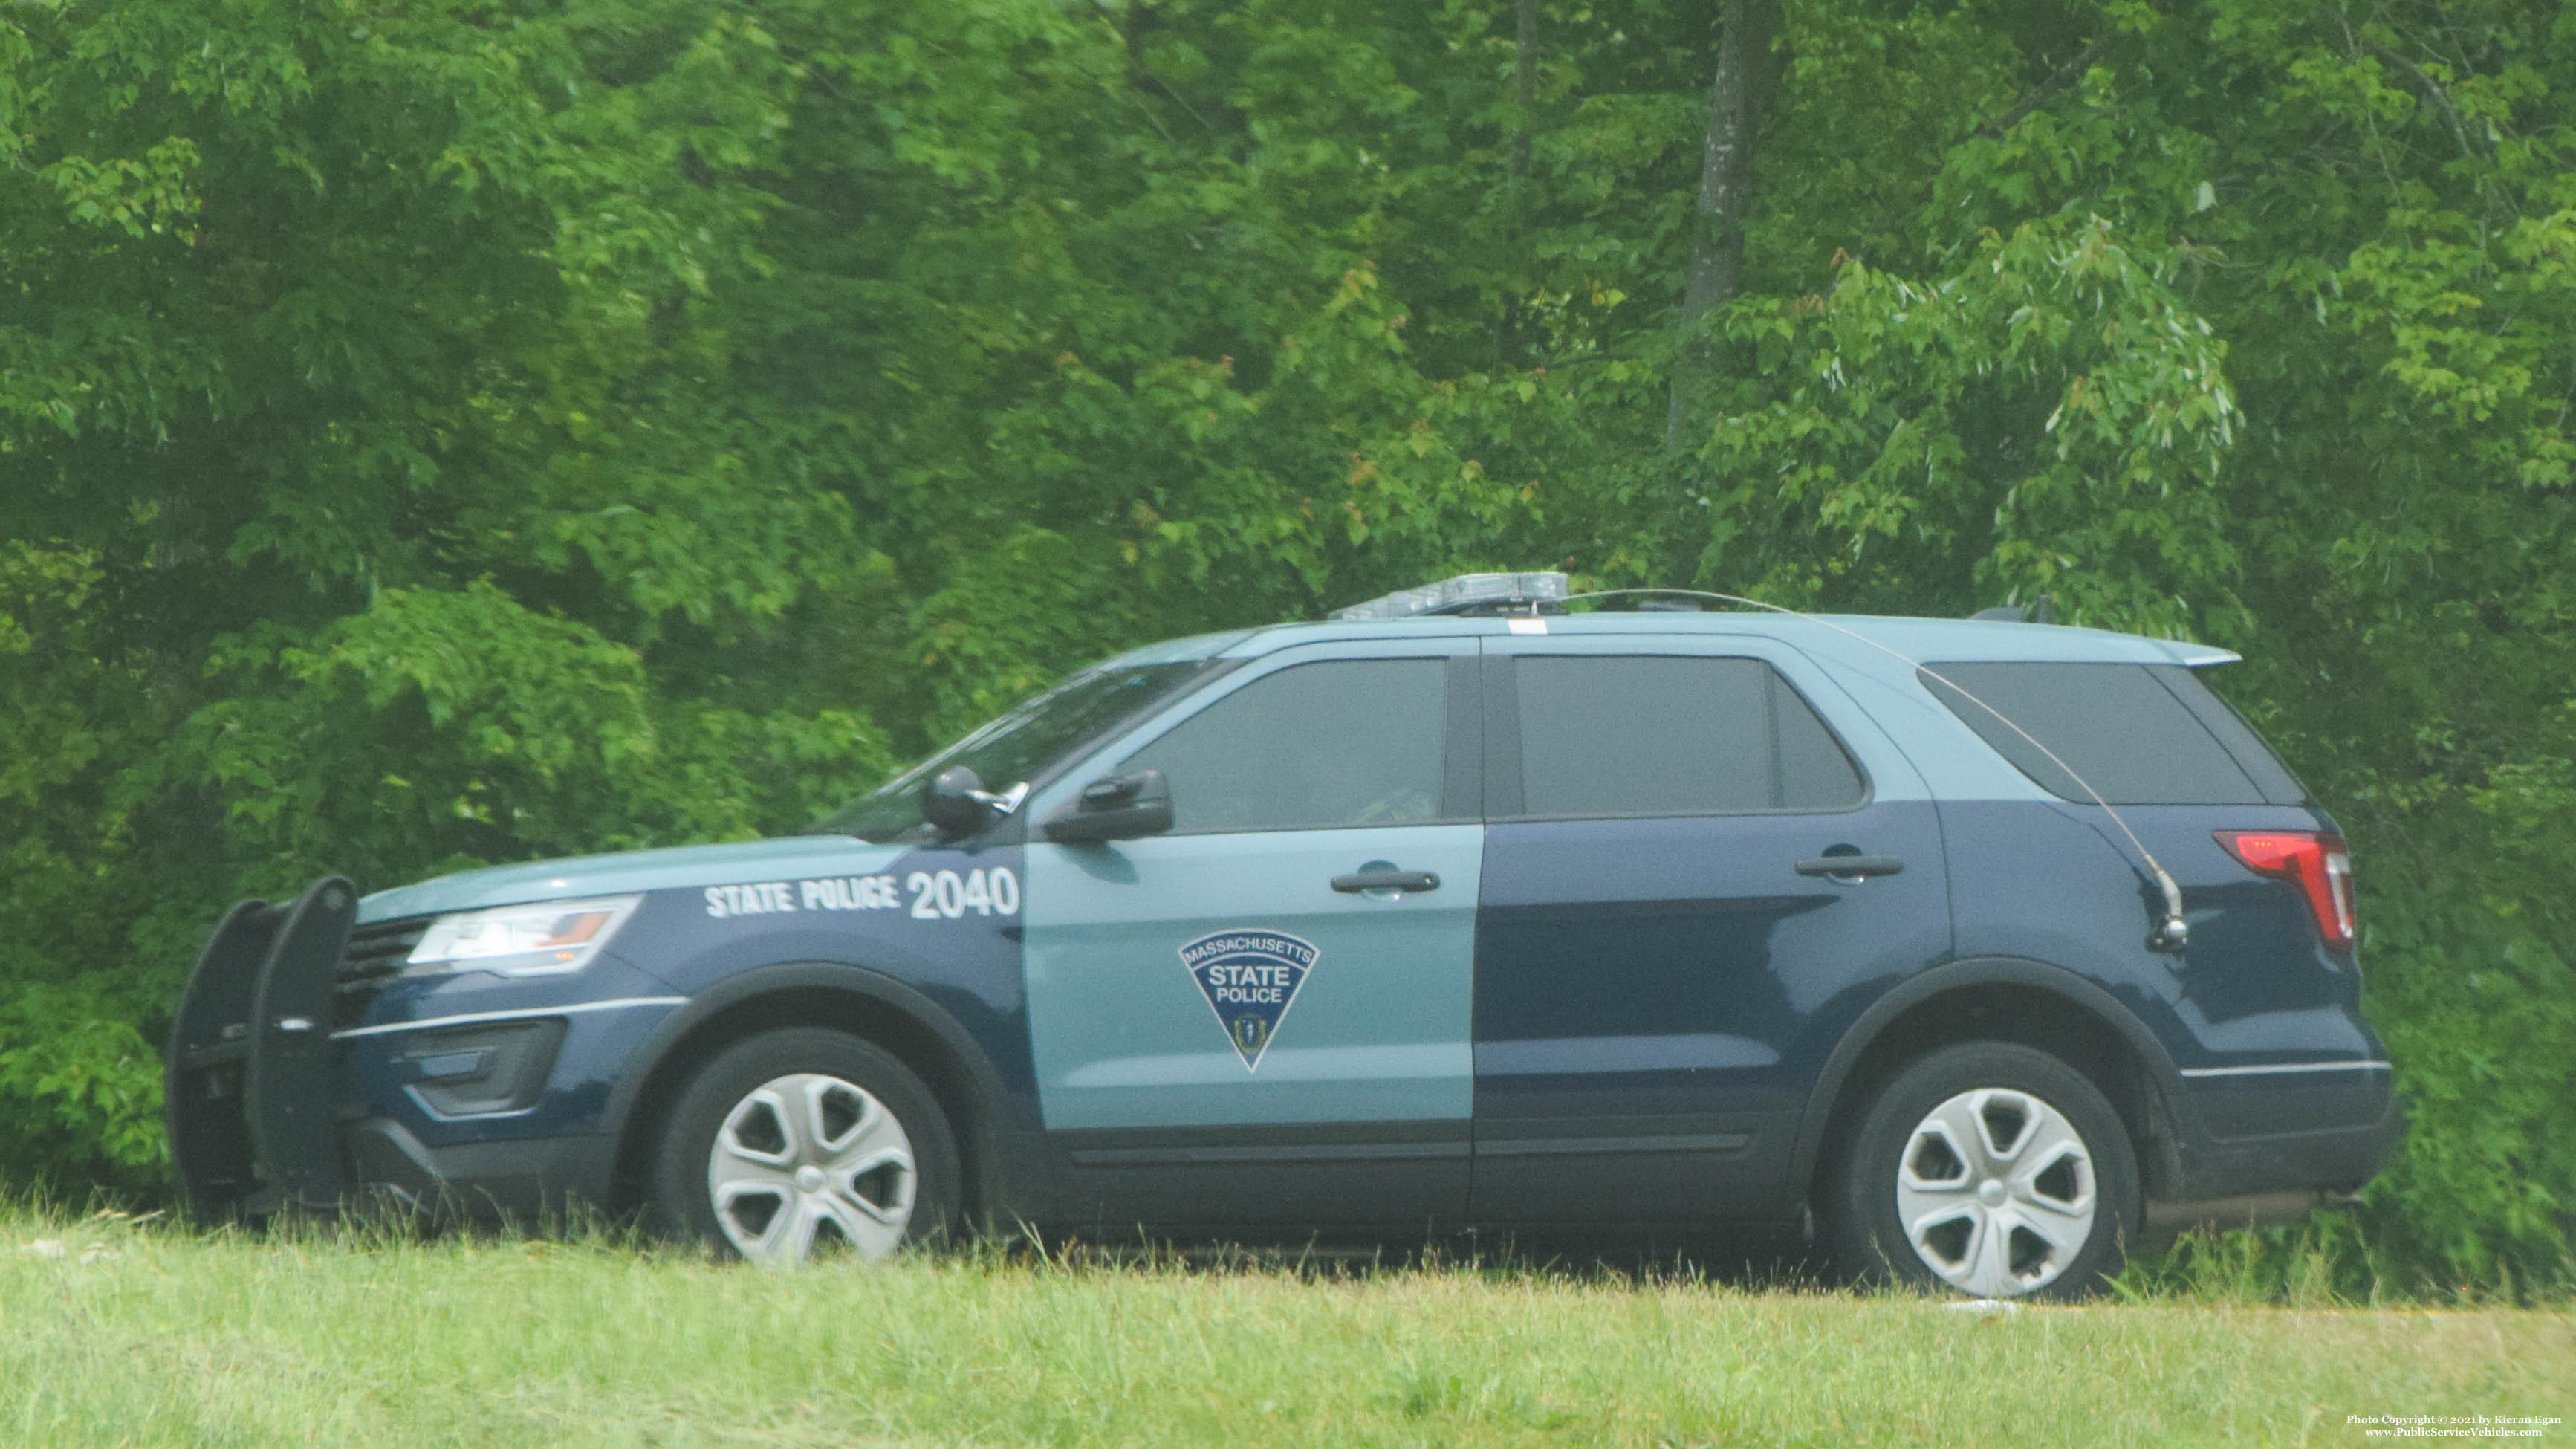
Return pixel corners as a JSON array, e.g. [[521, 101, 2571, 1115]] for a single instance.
[[1, 1212, 2569, 1448]]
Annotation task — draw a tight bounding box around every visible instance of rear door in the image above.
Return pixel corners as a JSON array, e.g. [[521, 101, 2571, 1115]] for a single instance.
[[1468, 633, 1950, 1223], [1020, 638, 1485, 1228]]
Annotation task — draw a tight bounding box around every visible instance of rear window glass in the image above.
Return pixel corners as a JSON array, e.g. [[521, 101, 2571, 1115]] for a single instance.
[[1512, 655, 1866, 817], [1921, 663, 2306, 806]]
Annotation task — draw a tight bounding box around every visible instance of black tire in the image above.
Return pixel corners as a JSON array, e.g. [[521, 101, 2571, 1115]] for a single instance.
[[1826, 1040, 2140, 1300], [648, 1028, 960, 1263]]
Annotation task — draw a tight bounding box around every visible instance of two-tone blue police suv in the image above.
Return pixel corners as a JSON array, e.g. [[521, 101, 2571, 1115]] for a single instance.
[[166, 573, 2398, 1298]]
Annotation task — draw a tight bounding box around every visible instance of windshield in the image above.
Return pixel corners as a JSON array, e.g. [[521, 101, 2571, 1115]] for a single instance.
[[809, 657, 1232, 842]]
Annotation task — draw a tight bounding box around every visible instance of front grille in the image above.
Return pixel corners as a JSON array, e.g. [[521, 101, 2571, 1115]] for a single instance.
[[339, 917, 432, 981], [334, 916, 432, 1030]]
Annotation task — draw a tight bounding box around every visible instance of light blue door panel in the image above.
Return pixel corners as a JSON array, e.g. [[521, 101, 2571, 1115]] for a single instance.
[[1025, 824, 1482, 1130]]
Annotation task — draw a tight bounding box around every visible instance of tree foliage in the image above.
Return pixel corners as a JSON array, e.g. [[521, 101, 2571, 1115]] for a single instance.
[[1, 0, 2568, 1286]]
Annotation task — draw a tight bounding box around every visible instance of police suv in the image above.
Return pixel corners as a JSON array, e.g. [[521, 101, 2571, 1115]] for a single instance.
[[166, 573, 2398, 1299]]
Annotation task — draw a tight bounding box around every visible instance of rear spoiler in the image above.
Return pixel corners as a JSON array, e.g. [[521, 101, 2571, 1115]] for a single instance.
[[1968, 599, 2241, 668], [2162, 641, 2242, 668], [165, 877, 356, 1219]]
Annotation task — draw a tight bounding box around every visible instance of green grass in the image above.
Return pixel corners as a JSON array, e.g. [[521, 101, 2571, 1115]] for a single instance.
[[1, 1212, 2569, 1447]]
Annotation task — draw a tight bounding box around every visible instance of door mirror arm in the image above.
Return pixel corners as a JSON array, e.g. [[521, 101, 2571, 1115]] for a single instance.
[[1041, 770, 1175, 843]]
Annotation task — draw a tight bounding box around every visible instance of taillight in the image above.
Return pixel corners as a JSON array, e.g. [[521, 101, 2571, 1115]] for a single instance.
[[2214, 831, 2355, 950]]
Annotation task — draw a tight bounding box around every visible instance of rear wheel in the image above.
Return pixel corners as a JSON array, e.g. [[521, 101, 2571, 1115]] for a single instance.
[[1828, 1040, 2139, 1300], [649, 1028, 958, 1265]]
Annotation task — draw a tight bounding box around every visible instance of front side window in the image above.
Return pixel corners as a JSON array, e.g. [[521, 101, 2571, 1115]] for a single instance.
[[1121, 658, 1450, 833], [1511, 655, 1866, 817]]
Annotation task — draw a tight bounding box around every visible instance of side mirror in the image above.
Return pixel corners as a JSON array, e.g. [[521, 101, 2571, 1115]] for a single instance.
[[1041, 770, 1174, 844], [922, 765, 999, 838]]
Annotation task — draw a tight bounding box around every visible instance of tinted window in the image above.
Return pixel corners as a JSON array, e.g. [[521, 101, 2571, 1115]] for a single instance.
[[2157, 667, 2309, 805], [1922, 662, 2303, 806], [1513, 656, 1865, 817], [1123, 659, 1450, 833]]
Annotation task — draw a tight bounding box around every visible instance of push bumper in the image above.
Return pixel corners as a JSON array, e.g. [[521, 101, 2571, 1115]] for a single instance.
[[166, 877, 659, 1223], [166, 878, 362, 1217]]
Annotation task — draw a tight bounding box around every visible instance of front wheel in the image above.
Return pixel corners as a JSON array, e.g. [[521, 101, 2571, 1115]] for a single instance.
[[649, 1028, 959, 1265], [1827, 1040, 2140, 1300]]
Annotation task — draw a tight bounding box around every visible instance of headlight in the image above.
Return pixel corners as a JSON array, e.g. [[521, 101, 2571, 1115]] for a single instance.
[[406, 895, 641, 977]]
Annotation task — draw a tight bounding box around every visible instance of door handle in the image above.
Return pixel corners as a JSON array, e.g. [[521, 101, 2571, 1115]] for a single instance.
[[1794, 854, 1904, 881], [1331, 869, 1441, 894]]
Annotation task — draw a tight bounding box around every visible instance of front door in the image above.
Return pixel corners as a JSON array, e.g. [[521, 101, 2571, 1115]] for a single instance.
[[1468, 635, 1951, 1224], [1022, 641, 1484, 1229]]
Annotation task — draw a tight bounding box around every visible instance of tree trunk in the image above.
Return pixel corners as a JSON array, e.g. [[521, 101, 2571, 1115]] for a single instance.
[[1512, 0, 1538, 178], [1665, 0, 1780, 451]]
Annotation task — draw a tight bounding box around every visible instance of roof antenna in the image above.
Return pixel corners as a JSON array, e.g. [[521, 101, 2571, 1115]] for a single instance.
[[1564, 587, 2190, 953]]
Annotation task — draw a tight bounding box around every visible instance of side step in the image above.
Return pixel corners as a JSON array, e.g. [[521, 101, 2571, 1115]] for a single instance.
[[163, 877, 358, 1219]]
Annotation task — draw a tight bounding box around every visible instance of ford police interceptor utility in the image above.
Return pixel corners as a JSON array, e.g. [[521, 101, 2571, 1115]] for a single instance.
[[166, 573, 2398, 1299]]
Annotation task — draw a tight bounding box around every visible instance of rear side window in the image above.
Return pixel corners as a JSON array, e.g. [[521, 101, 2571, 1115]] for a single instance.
[[1922, 662, 2306, 806], [1123, 659, 1452, 833], [1508, 655, 1866, 817]]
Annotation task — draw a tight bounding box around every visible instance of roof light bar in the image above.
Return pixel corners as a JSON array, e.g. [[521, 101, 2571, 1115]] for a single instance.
[[1329, 571, 1570, 621]]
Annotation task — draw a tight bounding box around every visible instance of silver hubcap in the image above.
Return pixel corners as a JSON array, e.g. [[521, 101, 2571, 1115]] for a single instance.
[[708, 1073, 917, 1265], [1895, 1086, 2096, 1297]]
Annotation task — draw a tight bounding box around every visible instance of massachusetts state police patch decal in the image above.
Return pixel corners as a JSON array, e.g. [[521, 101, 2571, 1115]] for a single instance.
[[1179, 930, 1317, 1072]]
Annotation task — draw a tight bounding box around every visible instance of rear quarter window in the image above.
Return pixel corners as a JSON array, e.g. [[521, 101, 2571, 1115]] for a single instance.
[[1921, 662, 2306, 807]]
